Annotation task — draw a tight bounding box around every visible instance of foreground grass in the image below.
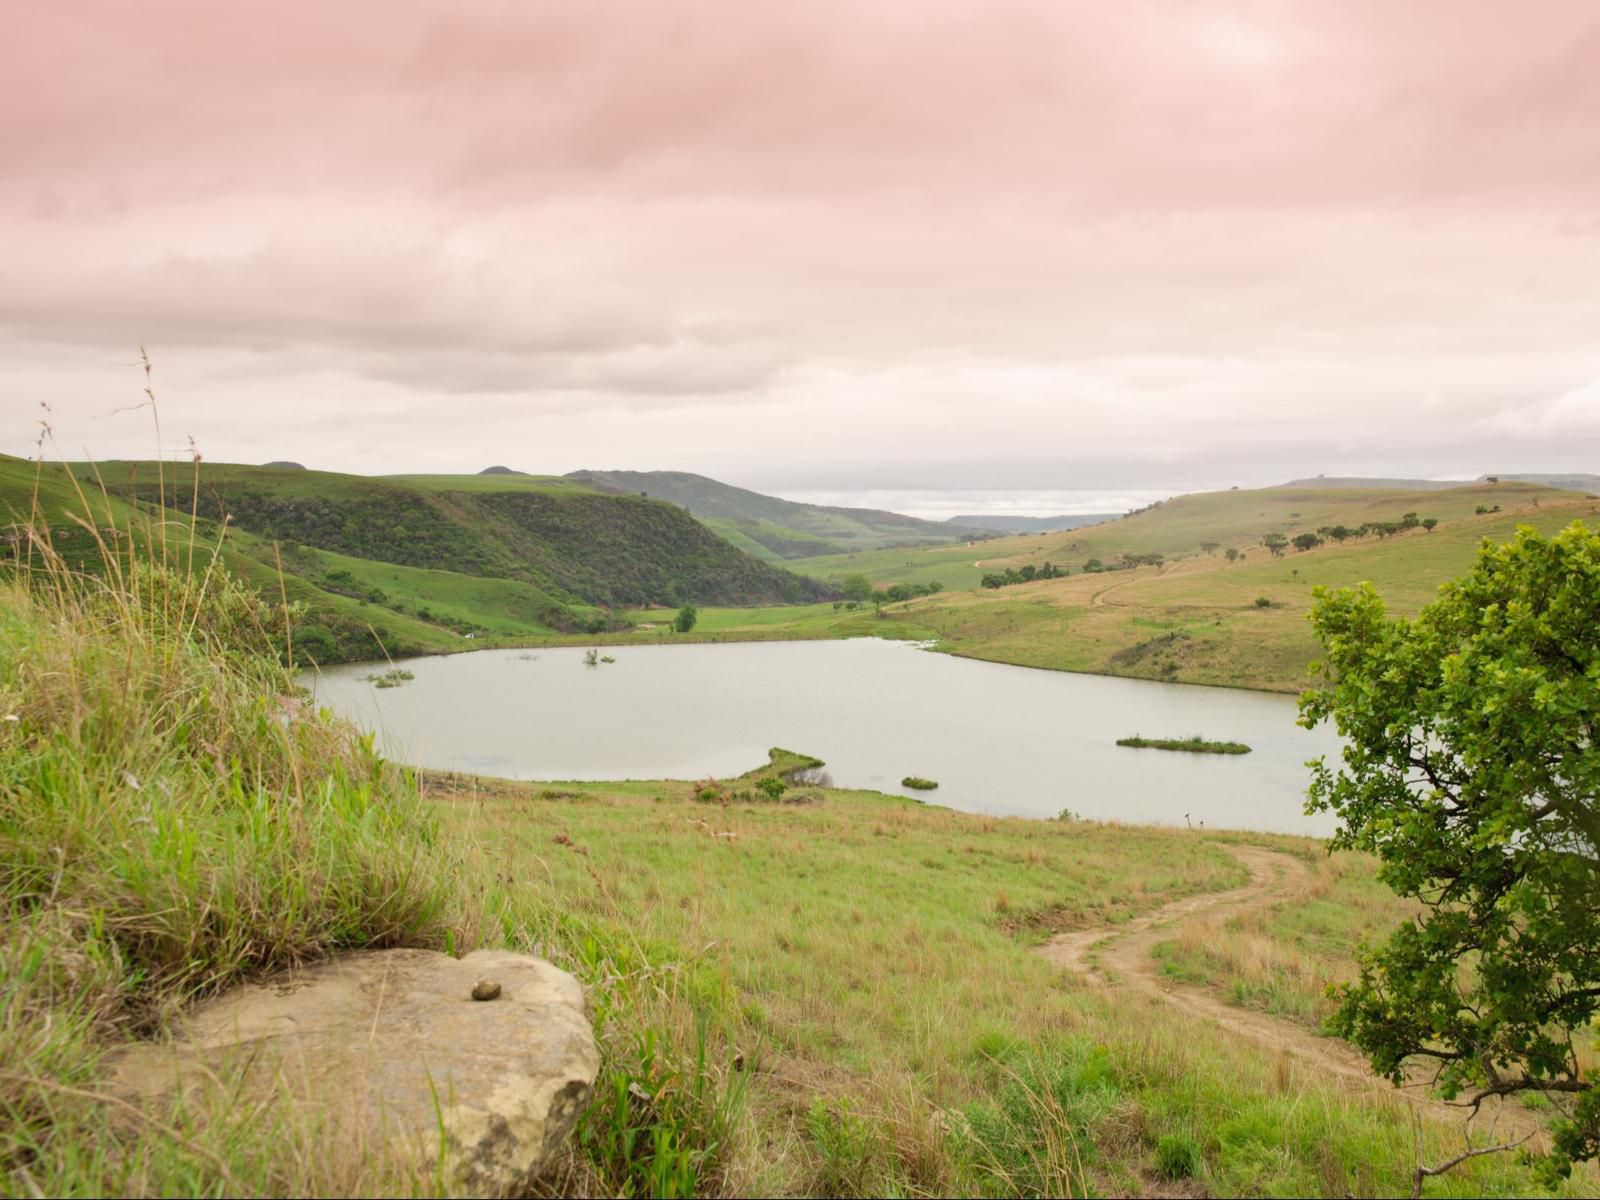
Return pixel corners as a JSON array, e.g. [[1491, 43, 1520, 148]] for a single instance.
[[0, 559, 469, 1194], [438, 768, 1585, 1198]]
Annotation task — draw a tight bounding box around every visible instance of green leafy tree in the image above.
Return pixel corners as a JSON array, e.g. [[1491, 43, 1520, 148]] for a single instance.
[[1299, 521, 1600, 1178], [841, 573, 874, 603], [1422, 517, 1439, 533], [1292, 532, 1323, 552], [1224, 547, 1240, 563], [673, 602, 698, 633], [1262, 532, 1288, 558]]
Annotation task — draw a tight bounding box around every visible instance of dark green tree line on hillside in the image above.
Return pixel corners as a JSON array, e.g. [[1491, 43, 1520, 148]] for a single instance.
[[981, 562, 1063, 589]]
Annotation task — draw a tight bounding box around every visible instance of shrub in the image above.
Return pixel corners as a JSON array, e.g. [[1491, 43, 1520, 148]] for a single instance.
[[901, 776, 939, 790], [1254, 596, 1273, 608], [1155, 1132, 1201, 1179], [805, 1097, 891, 1197]]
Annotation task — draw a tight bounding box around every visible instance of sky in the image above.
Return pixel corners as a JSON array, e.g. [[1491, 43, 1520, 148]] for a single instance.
[[4, 1, 1599, 511]]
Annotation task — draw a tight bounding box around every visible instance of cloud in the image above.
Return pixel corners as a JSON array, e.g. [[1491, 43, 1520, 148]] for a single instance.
[[2, 2, 1599, 487], [1481, 379, 1600, 436]]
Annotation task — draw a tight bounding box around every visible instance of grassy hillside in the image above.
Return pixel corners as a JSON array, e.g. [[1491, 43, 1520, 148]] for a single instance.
[[884, 497, 1600, 691], [726, 482, 1595, 691], [566, 469, 973, 557], [5, 454, 843, 665], [790, 480, 1565, 587], [91, 460, 832, 609]]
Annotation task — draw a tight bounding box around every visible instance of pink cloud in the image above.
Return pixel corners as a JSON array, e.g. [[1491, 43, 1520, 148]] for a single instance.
[[3, 2, 1598, 482]]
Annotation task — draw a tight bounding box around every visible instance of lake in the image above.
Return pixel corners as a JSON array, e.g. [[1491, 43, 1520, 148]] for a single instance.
[[304, 639, 1343, 835]]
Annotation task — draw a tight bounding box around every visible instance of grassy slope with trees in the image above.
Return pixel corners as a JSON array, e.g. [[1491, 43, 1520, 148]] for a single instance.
[[773, 481, 1600, 691], [3, 456, 839, 663], [91, 460, 834, 608]]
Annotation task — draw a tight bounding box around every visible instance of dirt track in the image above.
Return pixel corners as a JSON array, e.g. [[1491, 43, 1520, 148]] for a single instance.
[[1040, 843, 1548, 1147]]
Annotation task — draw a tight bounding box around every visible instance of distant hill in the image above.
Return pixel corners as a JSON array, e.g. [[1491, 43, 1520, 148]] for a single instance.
[[1285, 473, 1600, 494], [479, 465, 527, 475], [1282, 476, 1465, 490], [38, 461, 835, 661], [942, 513, 1119, 534], [1481, 472, 1600, 492], [262, 461, 306, 470], [564, 469, 971, 559]]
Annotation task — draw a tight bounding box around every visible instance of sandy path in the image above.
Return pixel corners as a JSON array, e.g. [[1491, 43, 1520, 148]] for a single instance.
[[1041, 843, 1548, 1146], [1087, 557, 1215, 608]]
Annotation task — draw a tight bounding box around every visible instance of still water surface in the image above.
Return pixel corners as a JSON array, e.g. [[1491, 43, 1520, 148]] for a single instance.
[[306, 639, 1341, 835]]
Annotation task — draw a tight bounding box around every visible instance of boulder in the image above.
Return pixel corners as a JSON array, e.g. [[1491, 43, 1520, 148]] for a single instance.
[[113, 948, 597, 1196]]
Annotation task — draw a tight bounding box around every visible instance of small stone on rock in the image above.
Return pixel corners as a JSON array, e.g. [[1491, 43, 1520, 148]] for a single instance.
[[471, 979, 502, 1001]]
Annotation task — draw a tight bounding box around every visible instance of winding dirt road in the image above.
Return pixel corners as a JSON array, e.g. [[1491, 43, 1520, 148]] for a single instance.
[[1041, 843, 1548, 1146]]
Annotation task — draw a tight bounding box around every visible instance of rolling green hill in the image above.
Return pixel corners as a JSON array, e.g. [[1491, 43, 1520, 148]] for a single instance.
[[868, 487, 1600, 690], [749, 479, 1598, 690], [565, 469, 974, 558], [785, 480, 1573, 592], [86, 461, 832, 609], [4, 455, 837, 665]]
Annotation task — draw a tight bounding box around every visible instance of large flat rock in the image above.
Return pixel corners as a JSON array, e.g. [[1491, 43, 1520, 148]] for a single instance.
[[114, 948, 597, 1195]]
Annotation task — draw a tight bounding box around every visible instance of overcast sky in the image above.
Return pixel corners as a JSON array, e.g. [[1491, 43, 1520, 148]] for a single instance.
[[4, 2, 1598, 506]]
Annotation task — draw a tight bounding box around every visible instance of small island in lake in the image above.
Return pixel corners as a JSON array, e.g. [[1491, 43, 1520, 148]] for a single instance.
[[1116, 735, 1252, 755]]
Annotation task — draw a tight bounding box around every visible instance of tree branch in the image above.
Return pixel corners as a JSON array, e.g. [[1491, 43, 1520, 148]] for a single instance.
[[1411, 1134, 1533, 1199]]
